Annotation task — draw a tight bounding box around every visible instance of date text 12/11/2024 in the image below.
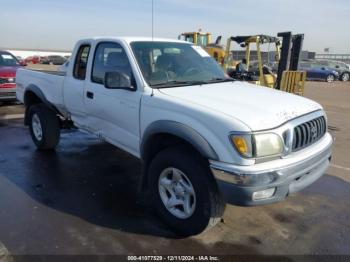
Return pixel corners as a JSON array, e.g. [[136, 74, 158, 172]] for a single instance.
[[127, 255, 219, 261]]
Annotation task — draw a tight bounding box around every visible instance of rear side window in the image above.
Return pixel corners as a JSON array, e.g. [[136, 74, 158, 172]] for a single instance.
[[73, 45, 90, 80], [91, 42, 133, 86]]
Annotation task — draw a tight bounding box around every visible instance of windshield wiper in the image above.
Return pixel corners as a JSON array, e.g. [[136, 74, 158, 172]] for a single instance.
[[150, 78, 234, 88], [208, 78, 235, 83], [150, 80, 208, 88]]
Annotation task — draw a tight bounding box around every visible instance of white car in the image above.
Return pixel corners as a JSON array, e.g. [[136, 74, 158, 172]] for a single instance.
[[16, 37, 333, 236]]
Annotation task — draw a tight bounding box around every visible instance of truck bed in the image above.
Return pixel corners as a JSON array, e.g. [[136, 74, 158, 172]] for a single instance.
[[29, 69, 67, 76], [16, 68, 67, 114]]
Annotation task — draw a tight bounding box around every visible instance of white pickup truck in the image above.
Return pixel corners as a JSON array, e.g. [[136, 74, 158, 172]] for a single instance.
[[16, 37, 333, 236]]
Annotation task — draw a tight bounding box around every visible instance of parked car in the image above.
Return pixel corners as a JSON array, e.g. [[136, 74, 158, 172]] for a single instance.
[[40, 55, 66, 65], [25, 56, 40, 64], [40, 56, 50, 64], [299, 61, 339, 82], [316, 59, 350, 81], [16, 37, 333, 236], [15, 56, 27, 66], [0, 50, 23, 101]]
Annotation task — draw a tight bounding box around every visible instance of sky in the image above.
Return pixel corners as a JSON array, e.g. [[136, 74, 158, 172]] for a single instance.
[[0, 0, 349, 53]]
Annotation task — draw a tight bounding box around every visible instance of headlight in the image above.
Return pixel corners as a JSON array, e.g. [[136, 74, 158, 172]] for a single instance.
[[230, 133, 283, 158], [254, 133, 283, 157]]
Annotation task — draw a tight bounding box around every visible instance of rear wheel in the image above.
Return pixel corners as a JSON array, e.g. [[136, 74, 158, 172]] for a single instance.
[[29, 104, 60, 150], [326, 74, 335, 83], [341, 73, 349, 82], [148, 145, 225, 236]]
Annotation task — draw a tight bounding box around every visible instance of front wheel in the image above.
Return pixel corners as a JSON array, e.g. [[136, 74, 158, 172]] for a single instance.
[[148, 146, 225, 236], [29, 104, 60, 150], [341, 73, 349, 82], [326, 74, 335, 83]]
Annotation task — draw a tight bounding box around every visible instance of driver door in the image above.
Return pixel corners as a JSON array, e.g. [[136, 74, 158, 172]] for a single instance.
[[84, 41, 142, 156]]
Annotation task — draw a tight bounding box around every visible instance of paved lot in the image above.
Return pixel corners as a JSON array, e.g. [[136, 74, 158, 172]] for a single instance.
[[0, 80, 349, 257]]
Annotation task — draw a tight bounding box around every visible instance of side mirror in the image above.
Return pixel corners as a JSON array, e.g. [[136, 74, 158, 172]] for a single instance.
[[19, 60, 27, 66], [104, 71, 131, 89], [321, 67, 326, 70], [335, 65, 339, 69]]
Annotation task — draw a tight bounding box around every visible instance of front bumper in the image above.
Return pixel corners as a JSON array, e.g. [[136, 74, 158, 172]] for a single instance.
[[0, 87, 17, 101], [210, 132, 333, 206]]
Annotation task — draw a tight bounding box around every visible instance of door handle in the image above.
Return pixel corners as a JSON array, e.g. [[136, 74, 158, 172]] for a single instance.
[[86, 91, 94, 99]]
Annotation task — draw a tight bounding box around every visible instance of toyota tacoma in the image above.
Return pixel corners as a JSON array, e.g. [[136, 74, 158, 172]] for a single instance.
[[16, 37, 333, 236]]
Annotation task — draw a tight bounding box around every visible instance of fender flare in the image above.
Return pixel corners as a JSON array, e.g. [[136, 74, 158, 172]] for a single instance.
[[23, 84, 59, 125], [24, 84, 52, 108], [141, 120, 219, 161]]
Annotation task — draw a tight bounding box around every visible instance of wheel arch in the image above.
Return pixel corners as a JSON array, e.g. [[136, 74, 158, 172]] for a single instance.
[[140, 120, 219, 189], [23, 84, 59, 125], [141, 120, 219, 162]]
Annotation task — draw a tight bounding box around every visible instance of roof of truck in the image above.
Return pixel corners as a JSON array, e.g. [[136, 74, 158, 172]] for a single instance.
[[81, 36, 189, 44]]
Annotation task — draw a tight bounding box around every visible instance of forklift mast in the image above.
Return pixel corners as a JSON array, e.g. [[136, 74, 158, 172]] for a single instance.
[[290, 34, 304, 70], [276, 32, 304, 90]]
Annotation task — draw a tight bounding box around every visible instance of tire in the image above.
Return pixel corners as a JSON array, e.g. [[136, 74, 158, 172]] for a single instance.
[[148, 145, 225, 236], [326, 74, 335, 83], [28, 104, 60, 150], [341, 73, 349, 82]]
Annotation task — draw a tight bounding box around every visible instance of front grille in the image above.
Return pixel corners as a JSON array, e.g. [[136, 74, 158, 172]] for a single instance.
[[292, 116, 326, 151]]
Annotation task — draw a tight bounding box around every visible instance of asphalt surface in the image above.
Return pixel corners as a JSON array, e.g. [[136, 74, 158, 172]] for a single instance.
[[0, 81, 349, 258]]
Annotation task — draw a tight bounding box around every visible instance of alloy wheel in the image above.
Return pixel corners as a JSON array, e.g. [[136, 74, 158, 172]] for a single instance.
[[32, 113, 43, 141], [158, 167, 196, 219]]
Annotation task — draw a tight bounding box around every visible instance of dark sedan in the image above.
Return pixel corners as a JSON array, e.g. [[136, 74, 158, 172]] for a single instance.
[[299, 62, 339, 82], [40, 55, 67, 65], [316, 60, 350, 81]]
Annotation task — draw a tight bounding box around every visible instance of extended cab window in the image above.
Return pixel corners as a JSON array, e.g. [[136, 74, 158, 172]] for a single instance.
[[73, 45, 90, 80], [91, 42, 134, 88]]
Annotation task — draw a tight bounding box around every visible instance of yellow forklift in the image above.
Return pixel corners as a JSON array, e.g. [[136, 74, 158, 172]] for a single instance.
[[224, 35, 281, 87], [179, 30, 226, 66], [224, 32, 306, 95]]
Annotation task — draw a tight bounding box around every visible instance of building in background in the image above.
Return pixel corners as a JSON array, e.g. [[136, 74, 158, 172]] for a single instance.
[[230, 50, 316, 64], [315, 54, 350, 64]]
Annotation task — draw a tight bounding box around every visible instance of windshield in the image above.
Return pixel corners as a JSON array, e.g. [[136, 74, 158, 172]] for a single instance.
[[130, 41, 229, 88], [197, 35, 208, 46], [0, 53, 20, 67]]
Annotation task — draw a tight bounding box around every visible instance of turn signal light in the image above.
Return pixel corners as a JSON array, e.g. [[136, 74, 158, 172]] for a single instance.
[[232, 137, 248, 155]]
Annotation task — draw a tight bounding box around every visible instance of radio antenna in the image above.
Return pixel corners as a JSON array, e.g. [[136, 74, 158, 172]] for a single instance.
[[151, 0, 155, 97], [152, 0, 154, 41]]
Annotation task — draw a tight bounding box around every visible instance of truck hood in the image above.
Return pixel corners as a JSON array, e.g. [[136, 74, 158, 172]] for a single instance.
[[159, 81, 322, 131], [0, 66, 18, 78]]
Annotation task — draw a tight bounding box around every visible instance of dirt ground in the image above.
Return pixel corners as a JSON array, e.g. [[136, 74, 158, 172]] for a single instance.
[[0, 76, 349, 259]]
